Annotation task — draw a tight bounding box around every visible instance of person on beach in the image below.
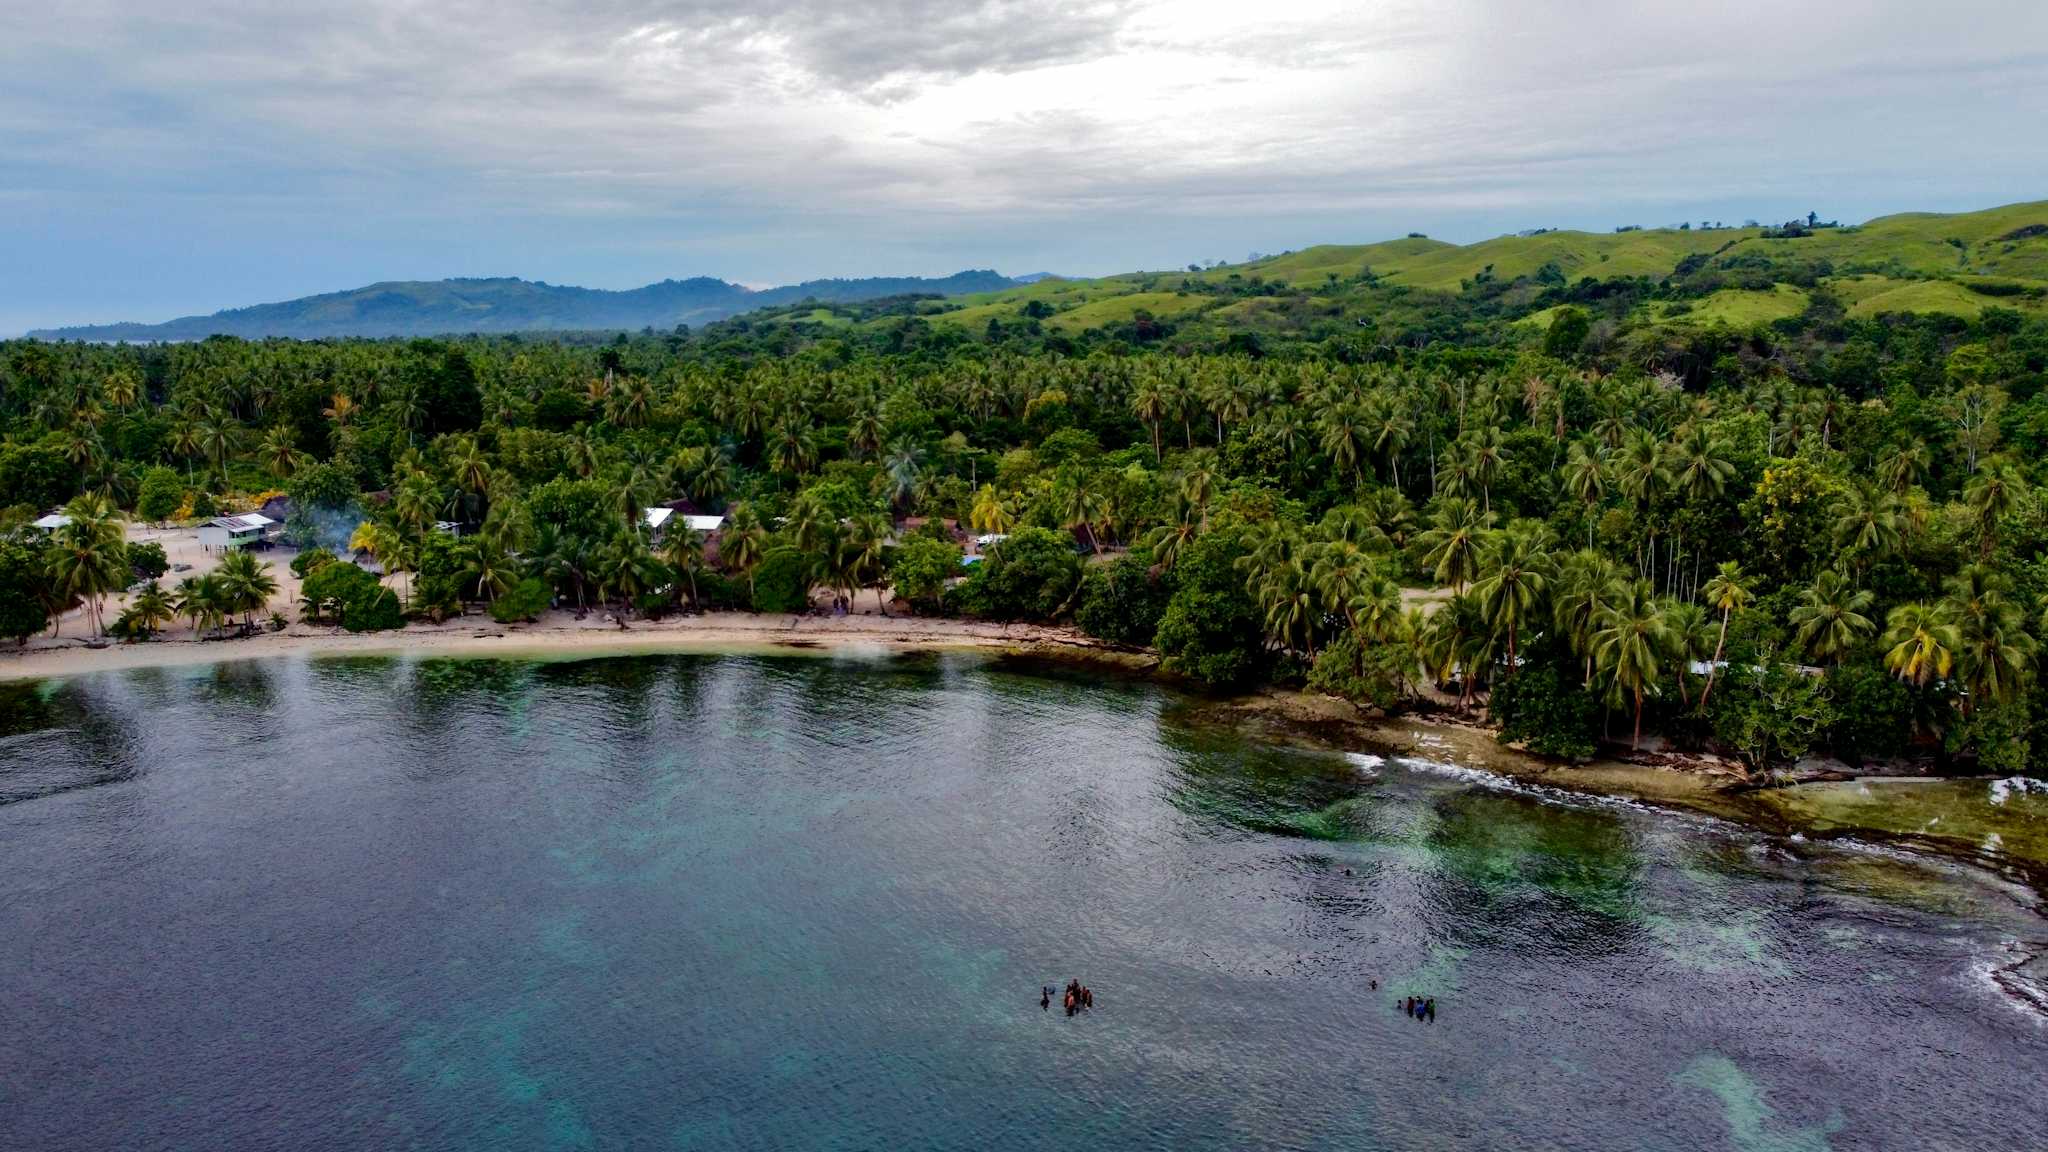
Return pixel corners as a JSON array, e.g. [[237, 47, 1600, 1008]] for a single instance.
[[1424, 998, 1435, 1021], [1404, 997, 1415, 1015], [1041, 986, 1051, 1011], [1081, 986, 1092, 1009]]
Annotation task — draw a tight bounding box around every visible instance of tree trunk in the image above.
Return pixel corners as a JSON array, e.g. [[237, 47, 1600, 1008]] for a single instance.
[[1699, 613, 1729, 712], [1632, 686, 1644, 750]]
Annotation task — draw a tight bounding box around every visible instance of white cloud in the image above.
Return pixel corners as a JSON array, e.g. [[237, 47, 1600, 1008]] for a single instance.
[[0, 0, 2044, 318]]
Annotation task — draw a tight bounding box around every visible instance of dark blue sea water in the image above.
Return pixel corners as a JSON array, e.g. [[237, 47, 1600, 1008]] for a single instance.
[[1, 651, 2043, 1151]]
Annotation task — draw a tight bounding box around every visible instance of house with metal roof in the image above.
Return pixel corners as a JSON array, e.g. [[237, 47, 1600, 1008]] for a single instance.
[[196, 513, 279, 553]]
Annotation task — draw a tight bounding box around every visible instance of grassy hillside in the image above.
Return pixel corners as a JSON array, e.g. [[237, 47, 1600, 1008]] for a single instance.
[[894, 200, 2048, 344]]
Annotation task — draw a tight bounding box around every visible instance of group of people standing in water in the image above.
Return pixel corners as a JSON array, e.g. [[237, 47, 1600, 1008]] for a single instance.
[[1401, 996, 1436, 1022], [1043, 980, 1093, 1016]]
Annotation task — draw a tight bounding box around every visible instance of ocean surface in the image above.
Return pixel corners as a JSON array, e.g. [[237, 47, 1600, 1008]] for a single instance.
[[1, 651, 2043, 1151]]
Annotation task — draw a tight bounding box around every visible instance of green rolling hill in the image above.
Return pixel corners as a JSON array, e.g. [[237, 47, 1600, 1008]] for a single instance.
[[858, 200, 2048, 344]]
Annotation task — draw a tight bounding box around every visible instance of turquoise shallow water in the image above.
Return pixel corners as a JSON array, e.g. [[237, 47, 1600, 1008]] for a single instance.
[[0, 651, 2043, 1151]]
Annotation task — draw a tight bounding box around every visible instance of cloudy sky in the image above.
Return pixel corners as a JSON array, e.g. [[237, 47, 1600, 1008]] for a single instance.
[[3, 0, 2044, 333]]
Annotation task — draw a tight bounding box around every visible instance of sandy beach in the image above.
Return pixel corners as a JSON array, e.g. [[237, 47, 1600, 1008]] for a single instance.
[[0, 606, 1126, 681], [2, 522, 1133, 682]]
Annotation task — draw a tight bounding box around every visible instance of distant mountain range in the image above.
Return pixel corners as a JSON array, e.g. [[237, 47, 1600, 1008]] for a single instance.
[[31, 270, 1021, 341]]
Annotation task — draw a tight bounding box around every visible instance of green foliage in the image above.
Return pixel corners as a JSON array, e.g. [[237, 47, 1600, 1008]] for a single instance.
[[490, 577, 551, 624], [750, 547, 812, 614], [302, 559, 379, 622], [0, 438, 77, 511], [1542, 306, 1591, 358], [1155, 530, 1265, 688], [136, 467, 184, 522], [410, 533, 467, 622], [1075, 550, 1169, 645], [341, 584, 404, 633], [291, 548, 337, 580], [127, 540, 169, 581], [1307, 631, 1416, 714], [1824, 662, 1914, 763], [1947, 697, 2031, 775], [0, 531, 50, 643], [888, 536, 962, 613], [1709, 663, 1837, 773], [953, 526, 1081, 621], [1489, 659, 1599, 759], [287, 460, 358, 510], [527, 477, 612, 538]]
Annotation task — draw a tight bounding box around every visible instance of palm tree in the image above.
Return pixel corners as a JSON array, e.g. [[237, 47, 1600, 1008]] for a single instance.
[[1131, 379, 1168, 462], [197, 416, 238, 483], [174, 575, 209, 637], [448, 437, 494, 524], [1057, 472, 1110, 554], [970, 485, 1016, 535], [1697, 561, 1753, 711], [1670, 425, 1734, 503], [216, 549, 279, 630], [463, 534, 517, 603], [845, 404, 885, 460], [350, 522, 410, 601], [1560, 438, 1607, 547], [721, 503, 769, 598], [1964, 463, 2025, 558], [1318, 401, 1368, 487], [1614, 428, 1670, 576], [323, 392, 358, 429], [1878, 439, 1930, 494], [1415, 497, 1493, 593], [1788, 570, 1875, 665], [177, 573, 231, 639], [1664, 601, 1711, 707], [1142, 494, 1200, 572], [770, 417, 818, 478], [883, 439, 925, 513], [258, 425, 303, 478], [659, 528, 707, 610], [1832, 480, 1904, 563], [1471, 520, 1555, 673], [1368, 395, 1414, 489], [1946, 565, 2036, 712], [1594, 578, 1668, 749], [1465, 426, 1509, 512], [1361, 488, 1416, 549], [1256, 559, 1320, 660], [45, 494, 127, 636], [1882, 602, 1960, 688], [132, 581, 175, 632], [847, 513, 891, 613]]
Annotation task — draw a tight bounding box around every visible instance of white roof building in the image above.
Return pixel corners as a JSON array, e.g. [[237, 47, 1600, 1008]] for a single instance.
[[645, 509, 725, 534], [196, 512, 278, 551], [30, 513, 70, 531]]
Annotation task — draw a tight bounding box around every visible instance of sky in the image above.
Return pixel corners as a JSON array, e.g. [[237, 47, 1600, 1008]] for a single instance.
[[3, 0, 2045, 334]]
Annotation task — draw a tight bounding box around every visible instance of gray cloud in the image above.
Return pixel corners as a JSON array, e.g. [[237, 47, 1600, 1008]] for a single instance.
[[1, 0, 2045, 331]]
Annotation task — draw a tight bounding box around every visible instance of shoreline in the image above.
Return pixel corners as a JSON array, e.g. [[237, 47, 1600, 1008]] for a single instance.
[[0, 609, 1137, 681], [1192, 688, 2048, 899], [7, 610, 2043, 896]]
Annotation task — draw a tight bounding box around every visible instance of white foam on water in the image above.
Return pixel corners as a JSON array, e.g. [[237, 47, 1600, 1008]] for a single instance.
[[1344, 752, 1384, 775], [1969, 940, 2048, 1024], [1989, 776, 2047, 806]]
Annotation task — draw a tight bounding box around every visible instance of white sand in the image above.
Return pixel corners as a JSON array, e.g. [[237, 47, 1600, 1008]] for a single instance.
[[6, 525, 1118, 680]]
